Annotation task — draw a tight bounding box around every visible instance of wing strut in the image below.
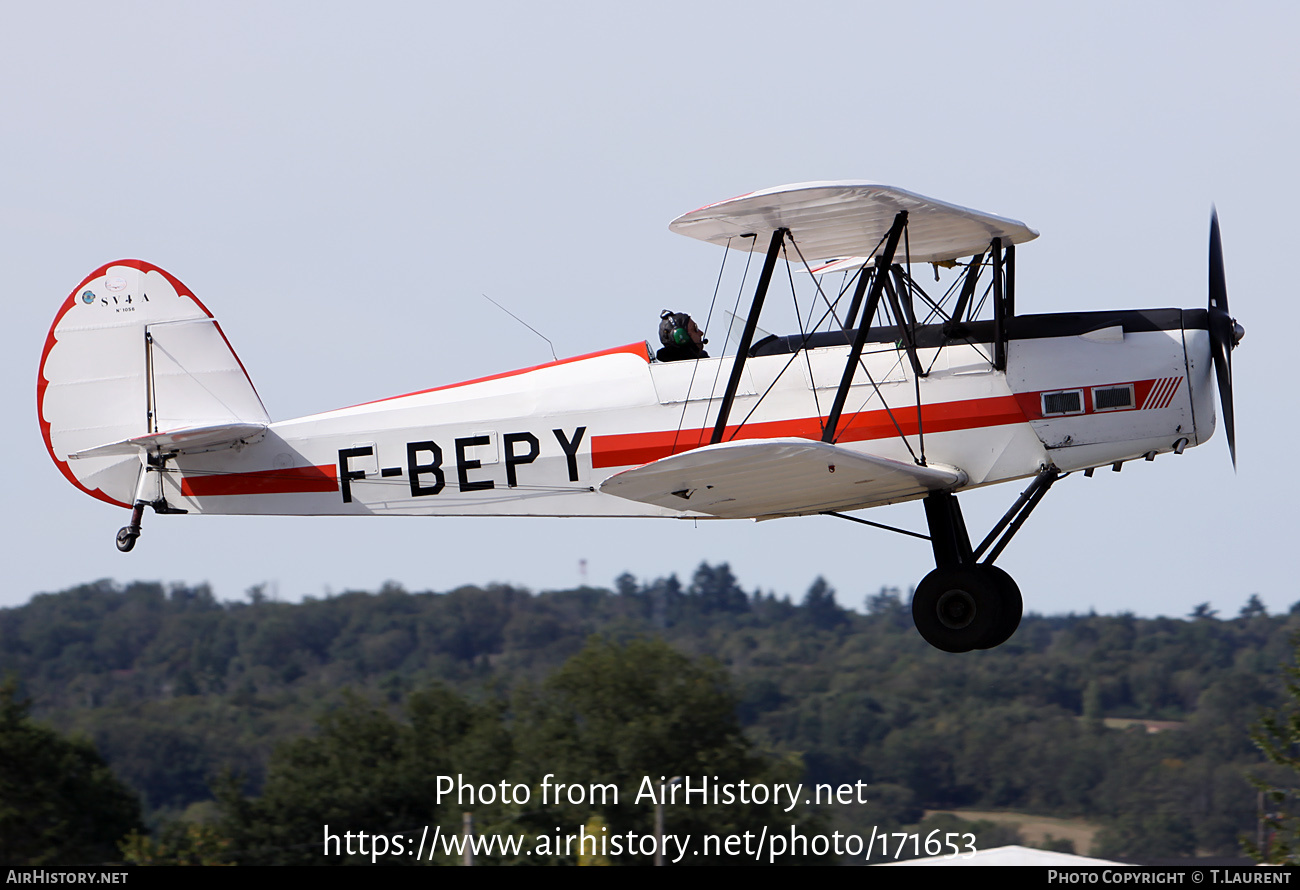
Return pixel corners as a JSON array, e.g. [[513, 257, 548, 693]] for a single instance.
[[944, 250, 985, 335], [710, 228, 787, 444], [884, 266, 925, 378], [922, 465, 1060, 570], [992, 237, 1007, 370], [1004, 243, 1016, 316], [972, 465, 1060, 564], [841, 265, 874, 331], [821, 210, 908, 444]]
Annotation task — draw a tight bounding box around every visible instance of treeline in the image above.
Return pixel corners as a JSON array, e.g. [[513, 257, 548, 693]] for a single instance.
[[2, 638, 823, 865], [2, 567, 1296, 860]]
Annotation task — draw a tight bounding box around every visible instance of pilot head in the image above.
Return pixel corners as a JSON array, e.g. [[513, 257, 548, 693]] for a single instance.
[[659, 310, 705, 349]]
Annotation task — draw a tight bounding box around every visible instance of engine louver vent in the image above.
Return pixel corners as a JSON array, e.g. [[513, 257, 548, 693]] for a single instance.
[[1093, 385, 1135, 411], [1042, 390, 1083, 416]]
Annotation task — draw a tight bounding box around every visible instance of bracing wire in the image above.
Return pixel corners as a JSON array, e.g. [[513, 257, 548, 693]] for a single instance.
[[782, 239, 824, 436], [720, 235, 919, 462], [787, 236, 849, 334], [688, 235, 758, 441], [723, 279, 911, 459], [903, 227, 926, 465], [826, 292, 920, 464], [671, 237, 733, 455]]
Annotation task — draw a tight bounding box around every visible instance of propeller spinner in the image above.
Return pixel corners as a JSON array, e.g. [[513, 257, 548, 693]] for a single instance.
[[1207, 208, 1244, 468]]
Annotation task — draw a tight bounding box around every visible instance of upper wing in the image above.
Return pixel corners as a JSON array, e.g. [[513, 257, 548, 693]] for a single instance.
[[670, 181, 1038, 265], [598, 437, 966, 519]]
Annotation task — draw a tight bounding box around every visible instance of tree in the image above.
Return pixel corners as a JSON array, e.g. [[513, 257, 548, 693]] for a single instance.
[[641, 574, 683, 628], [688, 563, 749, 614], [511, 637, 826, 863], [1094, 813, 1196, 859], [865, 586, 903, 616], [1241, 595, 1268, 620], [0, 678, 143, 865], [865, 586, 910, 630], [614, 572, 639, 598], [120, 822, 232, 866], [1246, 640, 1300, 863], [215, 685, 511, 864], [802, 577, 847, 629]]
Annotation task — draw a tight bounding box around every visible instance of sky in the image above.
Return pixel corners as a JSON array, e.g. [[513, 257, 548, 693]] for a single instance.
[[4, 1, 1294, 618]]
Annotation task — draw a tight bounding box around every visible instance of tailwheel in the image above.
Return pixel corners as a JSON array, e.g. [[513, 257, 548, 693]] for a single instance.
[[912, 565, 1021, 652], [115, 526, 140, 552], [115, 503, 145, 553]]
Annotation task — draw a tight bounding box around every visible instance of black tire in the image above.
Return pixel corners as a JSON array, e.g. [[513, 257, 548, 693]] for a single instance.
[[972, 565, 1023, 650], [115, 527, 138, 553], [911, 567, 1003, 653]]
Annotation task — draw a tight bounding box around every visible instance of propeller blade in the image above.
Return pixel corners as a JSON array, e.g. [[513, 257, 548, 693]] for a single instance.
[[1207, 207, 1237, 469], [1209, 320, 1236, 468], [1209, 207, 1228, 316]]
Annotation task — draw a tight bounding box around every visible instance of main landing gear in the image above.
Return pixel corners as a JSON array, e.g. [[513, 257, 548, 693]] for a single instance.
[[912, 563, 1023, 652], [912, 468, 1059, 652]]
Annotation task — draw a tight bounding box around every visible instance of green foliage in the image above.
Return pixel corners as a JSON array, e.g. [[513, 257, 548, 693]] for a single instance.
[[864, 586, 909, 631], [214, 686, 509, 865], [120, 822, 232, 866], [1241, 595, 1268, 620], [578, 814, 611, 865], [1038, 834, 1077, 854], [688, 563, 749, 614], [511, 637, 824, 863], [204, 639, 822, 864], [0, 676, 143, 865], [801, 577, 847, 630], [3, 567, 1296, 859], [1245, 637, 1300, 864], [915, 813, 1021, 859], [1093, 812, 1197, 859]]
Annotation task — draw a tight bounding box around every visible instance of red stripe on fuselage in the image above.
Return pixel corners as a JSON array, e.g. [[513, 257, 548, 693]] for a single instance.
[[342, 341, 651, 410], [590, 394, 1028, 469], [1011, 378, 1177, 420], [181, 465, 339, 497]]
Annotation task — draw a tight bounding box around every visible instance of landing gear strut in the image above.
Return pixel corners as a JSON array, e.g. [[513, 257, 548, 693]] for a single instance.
[[114, 452, 187, 553], [912, 468, 1057, 652]]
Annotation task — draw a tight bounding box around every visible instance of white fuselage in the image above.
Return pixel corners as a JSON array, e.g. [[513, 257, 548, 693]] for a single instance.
[[158, 310, 1214, 519]]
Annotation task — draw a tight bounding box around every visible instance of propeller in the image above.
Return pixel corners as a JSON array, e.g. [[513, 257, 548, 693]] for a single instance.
[[1207, 207, 1245, 469]]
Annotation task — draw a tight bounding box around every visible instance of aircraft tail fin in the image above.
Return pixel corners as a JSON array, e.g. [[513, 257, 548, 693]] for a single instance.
[[38, 260, 269, 507]]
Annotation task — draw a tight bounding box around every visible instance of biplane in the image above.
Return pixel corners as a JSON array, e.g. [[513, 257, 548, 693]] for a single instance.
[[38, 182, 1242, 652]]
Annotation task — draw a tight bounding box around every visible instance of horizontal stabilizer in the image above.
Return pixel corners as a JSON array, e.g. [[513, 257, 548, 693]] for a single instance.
[[69, 422, 268, 460], [599, 437, 966, 519]]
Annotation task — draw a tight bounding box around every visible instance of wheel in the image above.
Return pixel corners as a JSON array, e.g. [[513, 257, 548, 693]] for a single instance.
[[911, 567, 1003, 653], [115, 527, 139, 552], [972, 565, 1022, 650]]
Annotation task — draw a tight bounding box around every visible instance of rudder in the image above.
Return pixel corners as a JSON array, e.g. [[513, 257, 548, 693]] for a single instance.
[[38, 260, 269, 507]]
